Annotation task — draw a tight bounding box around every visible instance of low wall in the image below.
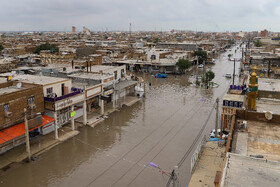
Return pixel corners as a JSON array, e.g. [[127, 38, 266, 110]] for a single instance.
[[258, 90, 280, 100], [236, 110, 280, 123]]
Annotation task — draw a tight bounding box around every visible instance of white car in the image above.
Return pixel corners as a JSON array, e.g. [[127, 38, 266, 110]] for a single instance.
[[209, 129, 229, 138], [198, 64, 204, 68], [225, 73, 232, 78]]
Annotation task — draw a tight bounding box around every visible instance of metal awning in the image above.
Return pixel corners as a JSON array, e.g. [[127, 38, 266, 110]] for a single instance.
[[115, 80, 137, 91]]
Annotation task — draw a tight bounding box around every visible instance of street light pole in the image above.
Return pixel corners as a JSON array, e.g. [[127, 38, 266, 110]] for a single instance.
[[24, 108, 31, 162], [215, 98, 219, 138]]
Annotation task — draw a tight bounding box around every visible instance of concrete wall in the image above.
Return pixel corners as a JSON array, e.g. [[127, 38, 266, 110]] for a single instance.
[[0, 82, 44, 130], [236, 110, 280, 123], [43, 79, 72, 97], [258, 90, 280, 100]]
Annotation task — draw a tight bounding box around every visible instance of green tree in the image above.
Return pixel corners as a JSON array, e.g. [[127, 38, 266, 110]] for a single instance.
[[154, 38, 160, 43], [228, 54, 232, 60], [0, 44, 4, 51], [205, 70, 215, 82], [194, 50, 207, 63], [254, 39, 262, 47], [34, 42, 59, 54], [203, 70, 215, 87], [176, 59, 191, 73]]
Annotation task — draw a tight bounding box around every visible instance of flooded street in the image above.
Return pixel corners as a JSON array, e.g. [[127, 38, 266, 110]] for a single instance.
[[1, 46, 242, 187]]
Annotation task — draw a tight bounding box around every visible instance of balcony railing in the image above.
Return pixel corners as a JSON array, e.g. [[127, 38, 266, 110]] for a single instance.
[[44, 88, 83, 102]]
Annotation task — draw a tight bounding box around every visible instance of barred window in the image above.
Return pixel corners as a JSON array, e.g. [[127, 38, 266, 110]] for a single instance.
[[27, 96, 35, 105], [3, 104, 9, 112], [47, 87, 53, 95]]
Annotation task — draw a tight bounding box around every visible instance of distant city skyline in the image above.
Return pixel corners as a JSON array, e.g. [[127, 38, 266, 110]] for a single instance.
[[1, 0, 280, 32]]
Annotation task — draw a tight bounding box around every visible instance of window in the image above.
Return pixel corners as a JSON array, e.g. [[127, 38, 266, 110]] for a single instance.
[[27, 96, 35, 105], [47, 87, 53, 95], [151, 55, 156, 60], [3, 104, 9, 112]]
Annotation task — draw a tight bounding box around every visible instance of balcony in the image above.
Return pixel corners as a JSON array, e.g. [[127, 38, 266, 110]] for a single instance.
[[44, 88, 85, 111]]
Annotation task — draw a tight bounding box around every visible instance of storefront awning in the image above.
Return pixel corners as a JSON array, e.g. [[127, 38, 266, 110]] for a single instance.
[[0, 115, 54, 144], [115, 80, 138, 91]]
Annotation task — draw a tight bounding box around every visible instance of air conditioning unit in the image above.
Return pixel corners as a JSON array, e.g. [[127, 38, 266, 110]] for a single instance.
[[28, 104, 36, 110], [4, 111, 12, 118]]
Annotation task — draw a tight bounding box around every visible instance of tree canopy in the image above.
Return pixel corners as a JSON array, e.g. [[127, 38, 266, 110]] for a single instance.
[[176, 59, 191, 72], [194, 50, 207, 63], [34, 42, 59, 54], [205, 70, 215, 82], [154, 38, 160, 43], [254, 39, 262, 47], [0, 44, 4, 51]]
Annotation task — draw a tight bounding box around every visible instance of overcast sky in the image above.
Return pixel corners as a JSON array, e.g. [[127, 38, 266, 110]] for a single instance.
[[1, 0, 280, 32]]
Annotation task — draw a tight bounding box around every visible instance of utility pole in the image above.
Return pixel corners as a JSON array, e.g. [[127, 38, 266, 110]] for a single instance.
[[24, 108, 31, 162], [196, 56, 199, 86], [233, 58, 236, 85], [173, 166, 179, 187], [215, 98, 219, 138]]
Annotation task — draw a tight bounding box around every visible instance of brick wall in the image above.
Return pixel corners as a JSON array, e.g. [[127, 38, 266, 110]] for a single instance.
[[0, 82, 44, 130]]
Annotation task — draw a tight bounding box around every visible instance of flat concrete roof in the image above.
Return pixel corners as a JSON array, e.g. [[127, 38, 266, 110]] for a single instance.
[[222, 153, 280, 187], [256, 98, 280, 114], [0, 74, 70, 86], [68, 72, 113, 80], [234, 119, 280, 161], [88, 65, 123, 72], [258, 78, 280, 92], [188, 141, 225, 187], [0, 86, 27, 95]]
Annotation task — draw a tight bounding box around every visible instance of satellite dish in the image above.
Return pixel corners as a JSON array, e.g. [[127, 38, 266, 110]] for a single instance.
[[265, 111, 273, 120], [16, 82, 22, 89]]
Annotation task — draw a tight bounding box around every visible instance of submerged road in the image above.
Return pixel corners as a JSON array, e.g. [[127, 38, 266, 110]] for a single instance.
[[1, 45, 242, 187]]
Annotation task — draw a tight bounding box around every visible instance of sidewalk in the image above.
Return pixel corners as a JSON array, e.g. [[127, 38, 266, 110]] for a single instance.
[[0, 96, 141, 172], [0, 122, 81, 172], [76, 96, 140, 128]]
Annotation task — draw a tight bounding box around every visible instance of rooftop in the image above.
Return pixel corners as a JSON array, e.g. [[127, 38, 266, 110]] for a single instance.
[[68, 72, 113, 80], [221, 153, 280, 187], [256, 98, 280, 114], [233, 119, 280, 161], [188, 141, 225, 187], [0, 74, 70, 86], [258, 78, 280, 92], [0, 85, 27, 95]]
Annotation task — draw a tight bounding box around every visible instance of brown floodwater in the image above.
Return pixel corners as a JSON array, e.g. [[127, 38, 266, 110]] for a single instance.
[[0, 46, 242, 187]]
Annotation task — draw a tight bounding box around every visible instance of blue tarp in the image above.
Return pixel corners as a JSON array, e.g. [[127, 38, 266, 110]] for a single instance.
[[209, 138, 223, 142]]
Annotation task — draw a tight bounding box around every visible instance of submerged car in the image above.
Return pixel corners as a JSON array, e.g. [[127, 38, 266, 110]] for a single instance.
[[225, 73, 232, 78], [198, 64, 204, 68]]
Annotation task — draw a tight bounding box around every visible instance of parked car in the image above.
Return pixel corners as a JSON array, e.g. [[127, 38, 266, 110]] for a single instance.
[[209, 129, 229, 138], [198, 64, 204, 68], [225, 73, 232, 78]]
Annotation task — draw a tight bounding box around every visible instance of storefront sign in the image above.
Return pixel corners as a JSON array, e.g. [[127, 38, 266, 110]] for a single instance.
[[55, 94, 85, 110], [86, 85, 102, 98], [104, 89, 114, 96], [71, 111, 76, 118]]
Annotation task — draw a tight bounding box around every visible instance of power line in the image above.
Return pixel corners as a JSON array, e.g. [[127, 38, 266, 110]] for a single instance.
[[86, 103, 188, 186], [113, 101, 204, 186], [125, 102, 206, 186]]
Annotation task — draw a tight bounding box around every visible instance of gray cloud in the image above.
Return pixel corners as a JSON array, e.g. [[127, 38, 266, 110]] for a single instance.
[[0, 0, 280, 31]]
